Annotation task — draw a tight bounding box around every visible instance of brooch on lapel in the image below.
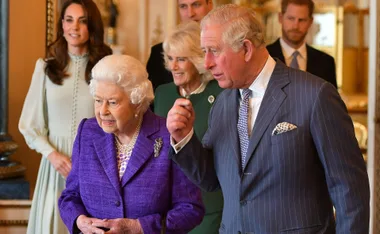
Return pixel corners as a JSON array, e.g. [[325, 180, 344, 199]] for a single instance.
[[154, 137, 163, 157], [208, 95, 215, 104]]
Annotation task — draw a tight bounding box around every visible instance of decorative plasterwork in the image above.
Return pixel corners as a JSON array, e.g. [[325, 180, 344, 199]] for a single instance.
[[0, 200, 31, 227], [46, 0, 55, 49], [0, 220, 28, 226]]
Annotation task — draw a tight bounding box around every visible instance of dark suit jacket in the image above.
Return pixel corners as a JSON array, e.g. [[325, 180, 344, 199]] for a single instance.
[[171, 61, 369, 233], [146, 43, 173, 91], [267, 39, 337, 88], [59, 110, 204, 234]]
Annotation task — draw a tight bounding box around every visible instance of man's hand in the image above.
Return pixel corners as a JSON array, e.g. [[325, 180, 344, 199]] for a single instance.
[[47, 151, 72, 178], [166, 98, 195, 143], [92, 218, 143, 234]]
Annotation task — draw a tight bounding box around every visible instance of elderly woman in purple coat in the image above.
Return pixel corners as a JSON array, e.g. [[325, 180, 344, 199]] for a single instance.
[[58, 54, 204, 234]]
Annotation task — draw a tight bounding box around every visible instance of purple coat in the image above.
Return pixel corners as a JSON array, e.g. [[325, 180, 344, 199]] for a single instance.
[[58, 110, 204, 233]]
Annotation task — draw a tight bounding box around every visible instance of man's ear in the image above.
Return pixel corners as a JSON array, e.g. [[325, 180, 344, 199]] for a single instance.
[[305, 16, 314, 32], [242, 39, 253, 62], [207, 0, 213, 10]]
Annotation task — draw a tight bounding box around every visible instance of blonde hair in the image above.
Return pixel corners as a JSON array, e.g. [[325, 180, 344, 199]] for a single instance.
[[200, 4, 265, 51], [163, 21, 213, 82], [89, 54, 154, 114]]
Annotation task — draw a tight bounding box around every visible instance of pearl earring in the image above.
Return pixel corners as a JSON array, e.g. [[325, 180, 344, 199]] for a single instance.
[[135, 113, 138, 118]]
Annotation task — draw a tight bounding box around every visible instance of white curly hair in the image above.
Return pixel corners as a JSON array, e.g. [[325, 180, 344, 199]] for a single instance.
[[89, 54, 154, 114]]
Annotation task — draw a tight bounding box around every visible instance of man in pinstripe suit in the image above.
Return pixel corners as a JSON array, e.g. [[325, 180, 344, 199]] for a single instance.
[[167, 4, 369, 234]]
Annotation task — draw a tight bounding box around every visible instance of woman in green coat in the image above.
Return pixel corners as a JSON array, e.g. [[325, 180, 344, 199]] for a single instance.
[[154, 21, 224, 234]]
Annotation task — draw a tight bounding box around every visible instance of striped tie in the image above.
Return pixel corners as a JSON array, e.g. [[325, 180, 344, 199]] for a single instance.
[[290, 51, 299, 69], [237, 89, 251, 169]]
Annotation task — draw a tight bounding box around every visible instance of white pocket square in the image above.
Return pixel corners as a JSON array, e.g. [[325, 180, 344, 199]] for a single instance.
[[272, 122, 297, 136]]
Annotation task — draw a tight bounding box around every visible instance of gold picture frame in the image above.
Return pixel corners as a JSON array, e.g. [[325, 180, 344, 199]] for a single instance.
[[46, 0, 60, 50]]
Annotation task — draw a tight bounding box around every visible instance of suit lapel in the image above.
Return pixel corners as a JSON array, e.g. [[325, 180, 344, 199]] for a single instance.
[[225, 89, 242, 173], [120, 110, 158, 187], [93, 133, 121, 195], [243, 61, 290, 170]]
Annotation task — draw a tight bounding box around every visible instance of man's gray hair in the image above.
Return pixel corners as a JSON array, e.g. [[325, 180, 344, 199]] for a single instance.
[[89, 54, 154, 114], [200, 4, 265, 51]]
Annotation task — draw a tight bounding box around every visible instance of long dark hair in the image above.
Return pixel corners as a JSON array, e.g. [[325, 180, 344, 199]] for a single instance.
[[45, 0, 112, 85]]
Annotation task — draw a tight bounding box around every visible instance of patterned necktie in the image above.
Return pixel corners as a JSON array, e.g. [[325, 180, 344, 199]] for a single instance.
[[290, 51, 299, 69], [237, 89, 251, 169]]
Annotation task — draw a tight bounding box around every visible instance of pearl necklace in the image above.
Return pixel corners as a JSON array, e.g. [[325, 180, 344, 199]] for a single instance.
[[115, 117, 142, 179]]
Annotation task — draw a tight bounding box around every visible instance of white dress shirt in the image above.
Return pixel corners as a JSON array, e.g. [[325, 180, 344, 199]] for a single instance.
[[241, 56, 275, 136], [172, 56, 276, 152], [280, 38, 307, 71]]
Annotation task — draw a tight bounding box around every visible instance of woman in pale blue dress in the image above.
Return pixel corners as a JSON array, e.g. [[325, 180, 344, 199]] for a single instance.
[[18, 0, 112, 233]]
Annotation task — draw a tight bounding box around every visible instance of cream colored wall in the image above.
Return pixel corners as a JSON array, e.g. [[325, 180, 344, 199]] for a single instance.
[[8, 0, 46, 196], [113, 0, 175, 63], [115, 0, 140, 59]]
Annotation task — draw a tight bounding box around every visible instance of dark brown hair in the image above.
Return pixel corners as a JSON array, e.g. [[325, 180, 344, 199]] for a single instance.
[[45, 0, 112, 85], [281, 0, 315, 18]]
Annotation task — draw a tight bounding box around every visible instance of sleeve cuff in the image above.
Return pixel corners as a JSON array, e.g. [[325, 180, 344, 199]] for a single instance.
[[170, 129, 194, 154], [33, 135, 56, 158]]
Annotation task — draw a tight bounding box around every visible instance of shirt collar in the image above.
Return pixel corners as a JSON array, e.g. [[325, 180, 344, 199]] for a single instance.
[[240, 55, 276, 98], [180, 81, 208, 97], [280, 38, 307, 60]]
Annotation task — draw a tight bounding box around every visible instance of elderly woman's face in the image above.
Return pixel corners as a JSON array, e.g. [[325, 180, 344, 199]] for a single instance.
[[167, 53, 200, 88], [94, 81, 138, 136]]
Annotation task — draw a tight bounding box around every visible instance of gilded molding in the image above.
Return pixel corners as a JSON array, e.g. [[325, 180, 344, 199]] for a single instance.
[[46, 0, 55, 48], [0, 219, 28, 226], [0, 204, 31, 208]]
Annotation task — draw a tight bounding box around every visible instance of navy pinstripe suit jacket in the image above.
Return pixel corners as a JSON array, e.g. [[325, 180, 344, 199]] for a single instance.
[[171, 61, 369, 234]]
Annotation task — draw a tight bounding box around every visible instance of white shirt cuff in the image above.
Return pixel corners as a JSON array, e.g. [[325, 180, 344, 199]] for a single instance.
[[170, 129, 194, 154]]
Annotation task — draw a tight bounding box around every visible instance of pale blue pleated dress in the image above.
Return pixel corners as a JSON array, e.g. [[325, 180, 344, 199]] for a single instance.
[[19, 53, 94, 234]]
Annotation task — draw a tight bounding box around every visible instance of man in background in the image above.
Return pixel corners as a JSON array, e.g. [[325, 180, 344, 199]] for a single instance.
[[146, 0, 213, 91], [267, 0, 337, 88]]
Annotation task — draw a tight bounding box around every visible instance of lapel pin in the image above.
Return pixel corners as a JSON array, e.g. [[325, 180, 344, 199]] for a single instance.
[[208, 95, 215, 104], [154, 137, 163, 157]]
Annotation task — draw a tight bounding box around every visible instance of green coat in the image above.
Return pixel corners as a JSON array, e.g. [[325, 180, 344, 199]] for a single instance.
[[154, 80, 224, 234]]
